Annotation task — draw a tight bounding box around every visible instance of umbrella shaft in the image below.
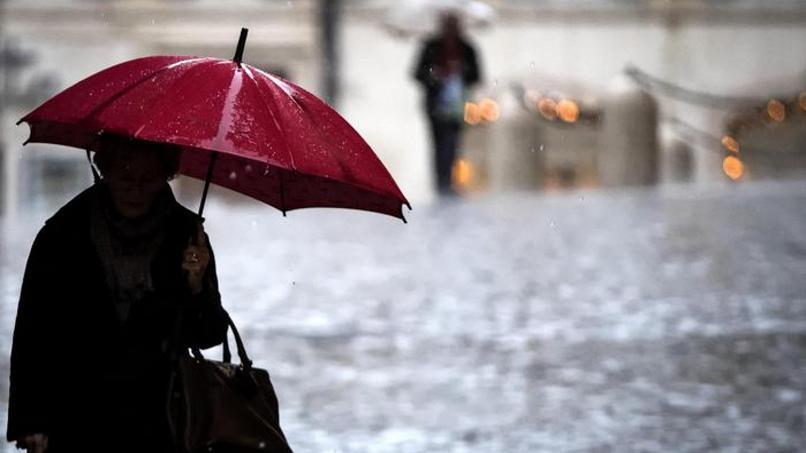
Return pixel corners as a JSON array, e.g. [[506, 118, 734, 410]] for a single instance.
[[198, 152, 218, 218]]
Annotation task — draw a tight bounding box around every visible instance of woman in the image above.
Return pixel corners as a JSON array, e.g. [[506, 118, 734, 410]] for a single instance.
[[6, 135, 229, 452]]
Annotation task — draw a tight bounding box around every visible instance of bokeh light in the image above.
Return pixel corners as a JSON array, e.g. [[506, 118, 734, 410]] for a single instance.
[[723, 155, 744, 180], [766, 99, 786, 122], [721, 135, 740, 154], [464, 102, 482, 125], [452, 158, 474, 188], [557, 99, 580, 123], [479, 98, 501, 122], [537, 98, 558, 120]]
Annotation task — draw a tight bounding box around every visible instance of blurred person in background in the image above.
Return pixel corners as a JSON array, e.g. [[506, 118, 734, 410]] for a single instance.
[[413, 11, 482, 196], [6, 135, 228, 452]]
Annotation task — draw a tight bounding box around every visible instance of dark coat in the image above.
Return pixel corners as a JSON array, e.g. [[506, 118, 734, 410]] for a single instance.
[[6, 184, 229, 452], [412, 36, 481, 116]]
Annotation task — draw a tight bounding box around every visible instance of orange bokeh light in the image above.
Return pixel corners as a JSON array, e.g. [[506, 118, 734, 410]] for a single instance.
[[767, 99, 786, 122], [721, 135, 740, 154], [452, 158, 474, 188], [464, 102, 482, 125], [537, 98, 557, 120], [557, 99, 580, 123], [479, 98, 501, 122], [723, 155, 744, 180]]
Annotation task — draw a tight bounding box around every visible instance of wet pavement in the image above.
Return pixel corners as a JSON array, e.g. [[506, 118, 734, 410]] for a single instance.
[[2, 180, 806, 452]]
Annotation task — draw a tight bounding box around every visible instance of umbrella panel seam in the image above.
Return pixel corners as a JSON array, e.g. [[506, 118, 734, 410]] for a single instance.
[[242, 65, 298, 172]]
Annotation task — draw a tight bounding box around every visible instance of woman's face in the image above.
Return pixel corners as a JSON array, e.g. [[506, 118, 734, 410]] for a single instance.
[[100, 145, 168, 219]]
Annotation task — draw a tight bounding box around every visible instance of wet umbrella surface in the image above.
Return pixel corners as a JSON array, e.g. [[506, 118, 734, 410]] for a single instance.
[[17, 29, 409, 220], [2, 181, 806, 452]]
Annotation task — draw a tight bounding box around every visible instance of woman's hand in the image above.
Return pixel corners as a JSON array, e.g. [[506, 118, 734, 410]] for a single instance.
[[182, 223, 210, 295], [16, 433, 48, 453]]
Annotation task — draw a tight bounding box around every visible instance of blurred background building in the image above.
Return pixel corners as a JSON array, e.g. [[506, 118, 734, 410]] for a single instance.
[[1, 0, 805, 210]]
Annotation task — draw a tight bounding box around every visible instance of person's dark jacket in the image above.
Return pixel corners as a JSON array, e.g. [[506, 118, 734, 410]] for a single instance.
[[5, 184, 228, 451], [413, 36, 481, 116]]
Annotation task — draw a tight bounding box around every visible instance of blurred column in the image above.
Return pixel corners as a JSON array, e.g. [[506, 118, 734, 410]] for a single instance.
[[1, 39, 36, 217], [0, 1, 6, 215], [599, 74, 659, 187], [487, 94, 543, 191], [319, 0, 340, 106], [0, 31, 57, 216]]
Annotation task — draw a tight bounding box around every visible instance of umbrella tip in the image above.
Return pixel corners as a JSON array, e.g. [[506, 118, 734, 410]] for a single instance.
[[233, 28, 249, 65]]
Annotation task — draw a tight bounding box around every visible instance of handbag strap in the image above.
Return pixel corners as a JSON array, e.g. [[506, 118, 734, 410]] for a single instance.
[[226, 312, 253, 369], [188, 311, 253, 369]]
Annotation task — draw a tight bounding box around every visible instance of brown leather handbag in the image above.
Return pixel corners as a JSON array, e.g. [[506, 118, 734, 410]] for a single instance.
[[167, 312, 293, 453]]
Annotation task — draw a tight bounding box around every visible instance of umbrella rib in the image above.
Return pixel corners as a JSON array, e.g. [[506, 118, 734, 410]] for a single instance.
[[84, 57, 208, 126], [132, 58, 217, 137], [243, 65, 409, 215], [242, 65, 297, 170], [246, 65, 409, 209], [209, 66, 243, 150], [251, 66, 307, 115]]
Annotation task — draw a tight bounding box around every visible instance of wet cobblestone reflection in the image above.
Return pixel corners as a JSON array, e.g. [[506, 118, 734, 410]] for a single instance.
[[2, 181, 806, 452]]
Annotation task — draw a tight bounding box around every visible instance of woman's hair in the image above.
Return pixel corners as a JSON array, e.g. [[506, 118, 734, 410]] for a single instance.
[[93, 134, 182, 180]]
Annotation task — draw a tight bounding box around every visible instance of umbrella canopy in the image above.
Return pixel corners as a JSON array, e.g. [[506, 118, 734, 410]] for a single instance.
[[18, 30, 410, 221]]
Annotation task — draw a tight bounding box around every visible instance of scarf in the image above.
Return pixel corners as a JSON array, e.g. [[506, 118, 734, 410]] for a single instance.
[[90, 182, 175, 323]]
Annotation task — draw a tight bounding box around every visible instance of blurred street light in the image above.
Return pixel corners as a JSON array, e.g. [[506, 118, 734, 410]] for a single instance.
[[721, 135, 741, 154], [464, 101, 482, 125], [723, 155, 744, 180], [537, 98, 558, 121], [452, 157, 474, 189], [479, 98, 500, 122], [557, 99, 579, 123], [766, 98, 786, 122]]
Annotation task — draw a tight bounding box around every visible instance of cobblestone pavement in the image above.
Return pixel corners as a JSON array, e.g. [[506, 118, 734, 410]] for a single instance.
[[2, 181, 806, 452]]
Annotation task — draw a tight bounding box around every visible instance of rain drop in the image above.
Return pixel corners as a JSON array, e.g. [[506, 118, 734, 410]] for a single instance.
[[245, 164, 253, 173], [229, 171, 238, 180], [549, 220, 556, 228], [530, 146, 535, 153], [530, 61, 535, 69], [258, 441, 266, 449], [578, 196, 585, 202], [539, 144, 545, 151]]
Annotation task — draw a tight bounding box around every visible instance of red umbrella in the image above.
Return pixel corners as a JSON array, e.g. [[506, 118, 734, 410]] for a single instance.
[[18, 29, 410, 221]]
